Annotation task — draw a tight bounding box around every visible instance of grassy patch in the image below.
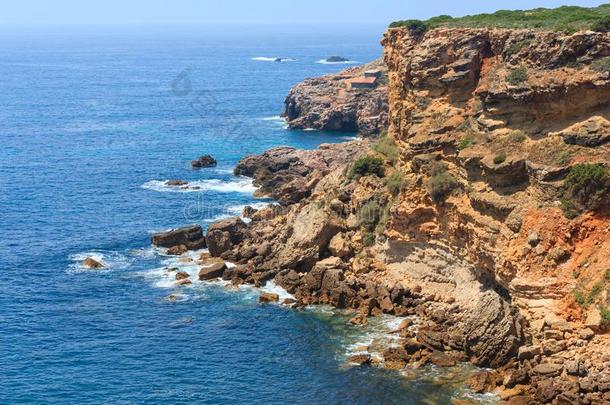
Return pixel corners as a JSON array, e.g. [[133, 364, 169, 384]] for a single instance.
[[349, 156, 384, 179], [562, 164, 610, 216], [509, 130, 527, 143], [493, 152, 507, 165], [591, 56, 610, 73], [601, 306, 610, 326], [373, 132, 399, 164], [458, 138, 473, 150], [506, 66, 528, 85], [363, 232, 376, 247], [385, 171, 406, 196], [357, 200, 384, 231], [390, 5, 610, 32], [507, 38, 533, 54]]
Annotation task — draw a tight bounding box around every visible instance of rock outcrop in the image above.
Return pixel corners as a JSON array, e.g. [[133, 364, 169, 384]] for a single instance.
[[151, 225, 206, 251], [283, 59, 389, 135], [191, 155, 217, 168]]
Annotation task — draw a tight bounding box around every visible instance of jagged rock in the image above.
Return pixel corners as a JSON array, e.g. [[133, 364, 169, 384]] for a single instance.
[[469, 370, 498, 393], [234, 141, 368, 205], [559, 116, 610, 147], [347, 354, 371, 366], [259, 292, 279, 303], [518, 345, 541, 361], [175, 271, 190, 281], [535, 380, 558, 403], [191, 155, 217, 168], [152, 225, 206, 250], [328, 233, 352, 258], [206, 217, 246, 257], [82, 257, 104, 269], [198, 259, 227, 280], [462, 292, 524, 368], [274, 270, 301, 293]]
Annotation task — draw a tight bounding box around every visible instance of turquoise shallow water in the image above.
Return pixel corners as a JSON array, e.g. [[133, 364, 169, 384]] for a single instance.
[[0, 26, 491, 404]]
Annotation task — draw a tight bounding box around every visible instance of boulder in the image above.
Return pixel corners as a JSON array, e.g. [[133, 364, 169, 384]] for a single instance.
[[462, 292, 524, 368], [174, 278, 192, 287], [274, 270, 301, 293], [151, 225, 206, 250], [198, 259, 227, 280], [82, 257, 104, 269], [328, 233, 352, 258], [349, 313, 368, 326], [518, 345, 541, 361], [205, 217, 247, 257], [191, 155, 217, 168], [175, 271, 190, 281], [259, 292, 279, 303]]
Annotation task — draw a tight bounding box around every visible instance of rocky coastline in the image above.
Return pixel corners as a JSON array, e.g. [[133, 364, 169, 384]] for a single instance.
[[154, 26, 610, 404]]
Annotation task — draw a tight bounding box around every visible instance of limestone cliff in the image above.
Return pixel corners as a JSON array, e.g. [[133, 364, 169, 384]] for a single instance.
[[186, 26, 610, 404], [283, 59, 388, 135]]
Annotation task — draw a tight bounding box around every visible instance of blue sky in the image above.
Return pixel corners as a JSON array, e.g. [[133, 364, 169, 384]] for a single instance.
[[0, 0, 604, 27]]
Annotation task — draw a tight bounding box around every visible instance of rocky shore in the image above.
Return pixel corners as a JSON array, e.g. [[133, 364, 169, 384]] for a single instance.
[[155, 25, 610, 404], [283, 59, 389, 135]]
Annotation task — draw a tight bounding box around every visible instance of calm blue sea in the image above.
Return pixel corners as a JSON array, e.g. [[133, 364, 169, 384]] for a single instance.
[[0, 26, 483, 404]]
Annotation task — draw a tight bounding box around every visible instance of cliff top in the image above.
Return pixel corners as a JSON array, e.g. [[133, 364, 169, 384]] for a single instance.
[[390, 4, 610, 33]]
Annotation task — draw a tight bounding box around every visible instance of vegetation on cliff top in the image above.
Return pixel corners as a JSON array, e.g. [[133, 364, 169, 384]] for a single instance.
[[390, 4, 610, 33]]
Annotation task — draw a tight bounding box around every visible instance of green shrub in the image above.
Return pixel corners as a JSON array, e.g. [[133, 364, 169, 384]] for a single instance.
[[506, 66, 528, 85], [458, 138, 473, 150], [349, 156, 384, 179], [373, 132, 399, 164], [388, 19, 428, 35], [588, 283, 604, 304], [591, 56, 610, 74], [429, 171, 459, 203], [392, 5, 610, 32], [605, 269, 610, 281], [493, 152, 507, 165], [509, 131, 527, 143], [592, 16, 610, 32], [574, 290, 586, 306], [562, 164, 610, 215], [507, 38, 533, 55], [600, 306, 610, 326], [357, 201, 383, 231], [363, 233, 376, 247], [385, 172, 406, 196]]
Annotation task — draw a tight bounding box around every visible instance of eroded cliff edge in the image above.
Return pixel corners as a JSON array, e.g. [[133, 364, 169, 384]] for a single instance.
[[160, 26, 610, 404]]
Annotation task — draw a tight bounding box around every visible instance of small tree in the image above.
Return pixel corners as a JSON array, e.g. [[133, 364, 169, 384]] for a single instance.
[[349, 156, 384, 179]]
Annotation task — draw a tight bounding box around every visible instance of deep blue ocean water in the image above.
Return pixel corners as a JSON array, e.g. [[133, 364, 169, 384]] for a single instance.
[[0, 26, 489, 404]]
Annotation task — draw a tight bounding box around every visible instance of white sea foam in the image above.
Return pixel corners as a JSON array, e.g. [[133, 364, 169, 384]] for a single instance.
[[316, 59, 359, 65], [251, 57, 296, 62], [141, 177, 257, 194], [261, 280, 294, 302], [68, 250, 132, 272]]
